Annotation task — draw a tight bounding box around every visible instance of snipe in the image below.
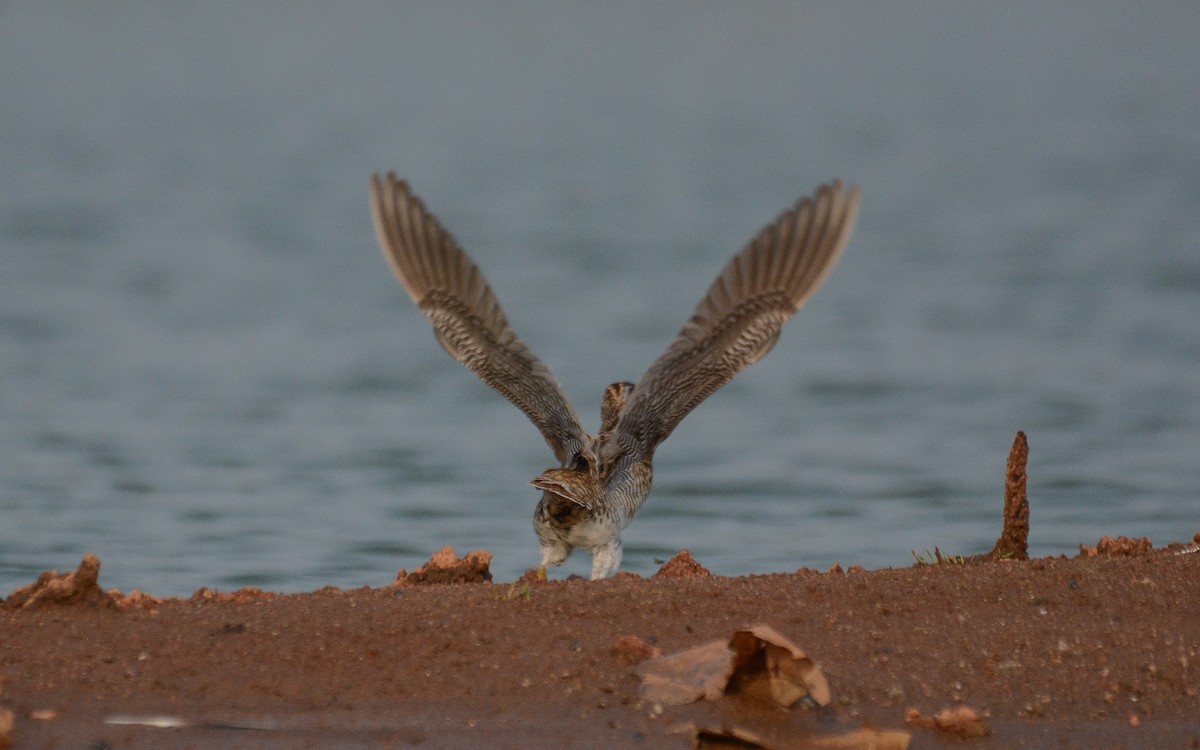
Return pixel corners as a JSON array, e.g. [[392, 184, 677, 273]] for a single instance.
[[370, 173, 860, 579]]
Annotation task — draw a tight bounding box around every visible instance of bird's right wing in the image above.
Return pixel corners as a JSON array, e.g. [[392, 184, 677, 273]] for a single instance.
[[609, 180, 861, 462], [370, 172, 588, 467]]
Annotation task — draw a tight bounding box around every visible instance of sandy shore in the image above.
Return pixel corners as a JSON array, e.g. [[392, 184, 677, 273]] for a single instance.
[[2, 534, 1198, 749]]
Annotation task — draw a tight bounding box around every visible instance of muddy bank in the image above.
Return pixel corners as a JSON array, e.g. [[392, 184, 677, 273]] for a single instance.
[[2, 536, 1198, 749], [3, 434, 1198, 748]]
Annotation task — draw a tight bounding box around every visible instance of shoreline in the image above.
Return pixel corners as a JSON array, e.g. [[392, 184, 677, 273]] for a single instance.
[[3, 537, 1198, 749]]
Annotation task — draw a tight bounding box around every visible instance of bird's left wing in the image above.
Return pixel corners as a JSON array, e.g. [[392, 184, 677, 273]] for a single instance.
[[370, 172, 588, 467]]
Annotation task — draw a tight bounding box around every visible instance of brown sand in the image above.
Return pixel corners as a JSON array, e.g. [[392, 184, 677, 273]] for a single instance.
[[3, 438, 1198, 748], [2, 537, 1198, 749]]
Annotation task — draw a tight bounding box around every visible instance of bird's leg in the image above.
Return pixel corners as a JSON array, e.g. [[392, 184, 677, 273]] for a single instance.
[[536, 565, 548, 581], [589, 539, 623, 580]]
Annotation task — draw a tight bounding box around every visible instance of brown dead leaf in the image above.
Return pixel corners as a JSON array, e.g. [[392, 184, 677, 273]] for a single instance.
[[691, 724, 772, 748], [805, 729, 912, 749], [727, 625, 831, 708], [636, 638, 731, 705], [682, 723, 911, 750], [635, 625, 829, 709]]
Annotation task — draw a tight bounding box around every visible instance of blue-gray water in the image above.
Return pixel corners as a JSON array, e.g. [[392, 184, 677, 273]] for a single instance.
[[2, 4, 1198, 595]]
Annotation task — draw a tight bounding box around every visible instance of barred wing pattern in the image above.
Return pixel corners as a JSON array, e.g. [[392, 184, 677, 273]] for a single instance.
[[610, 180, 861, 461], [370, 172, 587, 467]]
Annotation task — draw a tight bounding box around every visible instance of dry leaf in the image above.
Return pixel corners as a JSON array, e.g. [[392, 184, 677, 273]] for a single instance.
[[681, 723, 911, 750], [635, 625, 829, 709], [728, 626, 831, 708], [636, 639, 732, 705]]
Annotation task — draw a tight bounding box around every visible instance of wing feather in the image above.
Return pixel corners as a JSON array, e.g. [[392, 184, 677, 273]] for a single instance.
[[610, 180, 861, 459], [370, 172, 587, 466]]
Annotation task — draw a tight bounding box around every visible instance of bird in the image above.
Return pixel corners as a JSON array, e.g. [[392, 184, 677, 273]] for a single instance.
[[370, 172, 860, 580]]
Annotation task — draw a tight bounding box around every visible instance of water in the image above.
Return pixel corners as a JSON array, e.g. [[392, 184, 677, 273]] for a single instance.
[[2, 3, 1198, 595]]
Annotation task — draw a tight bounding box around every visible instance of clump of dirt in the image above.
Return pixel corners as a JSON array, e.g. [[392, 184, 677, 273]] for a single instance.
[[611, 635, 661, 666], [1079, 535, 1154, 557], [4, 553, 108, 608], [189, 587, 277, 603], [988, 430, 1030, 560], [905, 706, 990, 738], [654, 549, 711, 578], [108, 589, 166, 609], [394, 546, 493, 585], [517, 567, 543, 583]]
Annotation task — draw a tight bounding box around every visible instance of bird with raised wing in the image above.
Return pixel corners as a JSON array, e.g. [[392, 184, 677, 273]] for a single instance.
[[370, 173, 860, 580]]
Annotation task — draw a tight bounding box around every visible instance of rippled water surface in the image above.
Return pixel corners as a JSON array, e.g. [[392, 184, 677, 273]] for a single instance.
[[2, 4, 1198, 594]]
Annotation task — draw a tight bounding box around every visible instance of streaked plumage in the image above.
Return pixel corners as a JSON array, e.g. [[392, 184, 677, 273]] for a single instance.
[[370, 172, 860, 579]]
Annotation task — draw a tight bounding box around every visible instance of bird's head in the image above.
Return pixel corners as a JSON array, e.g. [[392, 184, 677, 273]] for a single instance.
[[531, 468, 600, 509]]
